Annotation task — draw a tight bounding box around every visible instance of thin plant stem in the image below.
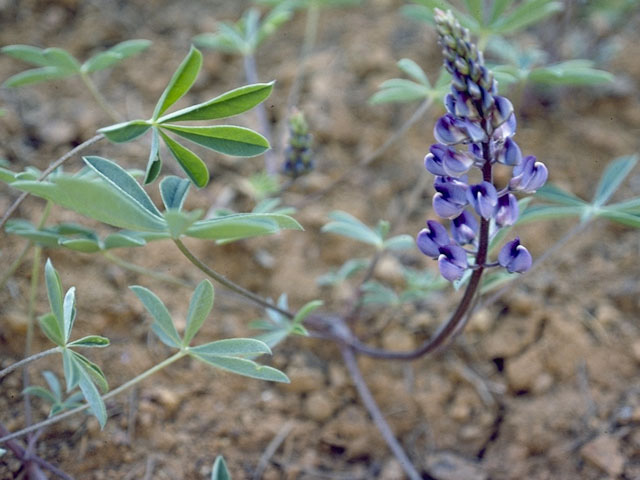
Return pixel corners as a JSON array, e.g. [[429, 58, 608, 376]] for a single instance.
[[23, 243, 43, 429], [341, 345, 422, 480], [0, 347, 60, 380], [0, 351, 186, 445], [0, 133, 105, 231], [327, 143, 493, 361], [173, 238, 293, 319], [344, 250, 384, 322], [295, 98, 434, 209], [0, 241, 31, 291], [286, 2, 319, 112], [0, 422, 74, 480], [271, 2, 320, 166], [243, 53, 277, 175], [102, 251, 193, 289], [79, 72, 123, 123]]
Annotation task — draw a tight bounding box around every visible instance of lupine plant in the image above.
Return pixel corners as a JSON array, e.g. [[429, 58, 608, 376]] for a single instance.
[[1, 3, 640, 479]]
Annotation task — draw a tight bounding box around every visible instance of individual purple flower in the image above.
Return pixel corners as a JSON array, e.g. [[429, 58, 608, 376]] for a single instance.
[[451, 210, 478, 245], [438, 244, 468, 281], [466, 181, 498, 219], [434, 114, 487, 145], [424, 144, 474, 177], [495, 193, 519, 227], [496, 137, 522, 166], [492, 113, 516, 142], [509, 155, 548, 193], [416, 220, 450, 258], [490, 96, 514, 129], [498, 237, 532, 273], [433, 176, 469, 218]]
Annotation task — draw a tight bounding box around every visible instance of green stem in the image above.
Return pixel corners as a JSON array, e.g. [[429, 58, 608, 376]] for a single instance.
[[0, 347, 60, 380], [173, 238, 293, 319], [102, 251, 192, 289], [23, 244, 42, 428], [0, 351, 186, 445], [0, 242, 32, 291], [243, 53, 276, 175], [286, 2, 319, 111], [79, 72, 123, 123], [22, 202, 50, 427], [0, 134, 105, 231]]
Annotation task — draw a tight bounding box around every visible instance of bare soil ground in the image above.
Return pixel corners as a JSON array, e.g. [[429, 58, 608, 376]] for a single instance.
[[1, 1, 640, 479]]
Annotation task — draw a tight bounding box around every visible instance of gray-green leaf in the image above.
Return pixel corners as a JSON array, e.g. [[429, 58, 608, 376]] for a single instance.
[[130, 286, 182, 348], [152, 46, 203, 120], [158, 82, 274, 123], [593, 155, 638, 207], [98, 120, 151, 143], [211, 456, 231, 480], [159, 131, 209, 188], [190, 352, 289, 383], [160, 176, 191, 211], [183, 280, 214, 346], [160, 124, 270, 157]]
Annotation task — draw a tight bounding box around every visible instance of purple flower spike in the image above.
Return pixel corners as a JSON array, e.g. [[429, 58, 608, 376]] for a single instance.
[[510, 155, 548, 193], [451, 210, 478, 245], [498, 237, 532, 273], [497, 137, 522, 166], [495, 193, 519, 227], [425, 144, 474, 178], [438, 244, 468, 281], [466, 181, 498, 219], [433, 176, 469, 218], [416, 220, 450, 258]]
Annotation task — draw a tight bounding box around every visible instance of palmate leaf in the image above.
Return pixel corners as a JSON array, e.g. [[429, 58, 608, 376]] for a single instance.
[[91, 45, 273, 186]]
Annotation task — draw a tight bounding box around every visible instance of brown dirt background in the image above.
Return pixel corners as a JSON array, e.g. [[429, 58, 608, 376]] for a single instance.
[[1, 0, 640, 478]]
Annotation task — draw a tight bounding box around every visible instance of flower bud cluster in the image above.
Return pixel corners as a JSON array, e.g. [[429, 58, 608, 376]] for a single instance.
[[416, 10, 548, 282], [282, 110, 313, 178]]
